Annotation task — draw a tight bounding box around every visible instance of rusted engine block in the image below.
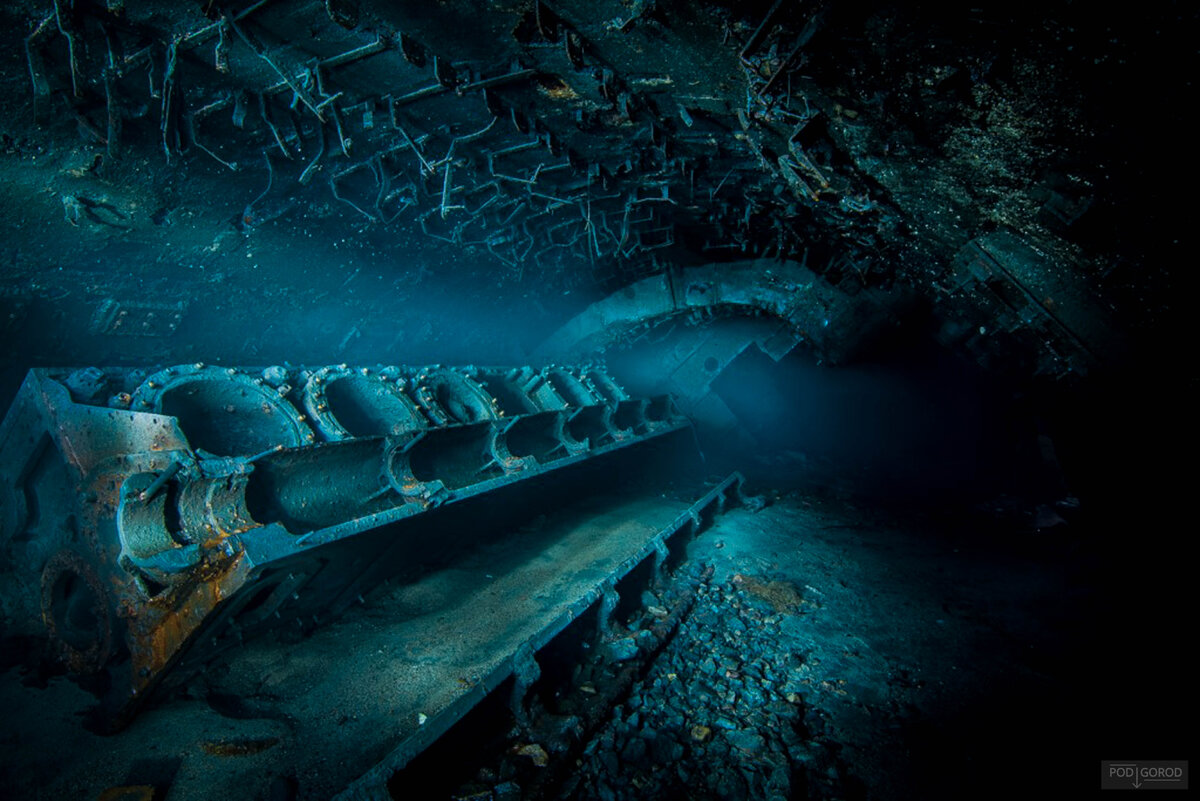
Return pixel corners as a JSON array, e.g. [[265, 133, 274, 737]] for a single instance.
[[0, 362, 686, 728]]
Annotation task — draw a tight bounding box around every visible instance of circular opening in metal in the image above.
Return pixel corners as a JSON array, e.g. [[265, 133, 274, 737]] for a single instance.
[[324, 376, 424, 438], [159, 379, 302, 456], [477, 376, 536, 416], [704, 356, 720, 373], [429, 376, 494, 424], [546, 370, 595, 406], [50, 571, 101, 653], [584, 372, 624, 404]]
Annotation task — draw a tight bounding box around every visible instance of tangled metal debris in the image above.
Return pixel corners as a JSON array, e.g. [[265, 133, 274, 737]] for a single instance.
[[18, 0, 909, 293], [15, 0, 1130, 377], [0, 360, 687, 728]]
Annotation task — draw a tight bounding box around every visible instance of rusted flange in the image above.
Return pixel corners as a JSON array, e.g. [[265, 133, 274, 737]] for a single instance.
[[131, 364, 313, 456], [301, 365, 427, 440], [413, 369, 501, 425]]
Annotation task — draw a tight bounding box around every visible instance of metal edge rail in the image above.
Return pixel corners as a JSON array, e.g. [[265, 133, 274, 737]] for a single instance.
[[338, 471, 755, 800]]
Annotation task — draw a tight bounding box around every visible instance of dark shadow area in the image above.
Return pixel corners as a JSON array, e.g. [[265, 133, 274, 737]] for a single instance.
[[709, 339, 1013, 504], [388, 676, 519, 800]]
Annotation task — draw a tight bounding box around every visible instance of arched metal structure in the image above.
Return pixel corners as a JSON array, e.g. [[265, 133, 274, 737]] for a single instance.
[[535, 259, 907, 367], [535, 259, 910, 438]]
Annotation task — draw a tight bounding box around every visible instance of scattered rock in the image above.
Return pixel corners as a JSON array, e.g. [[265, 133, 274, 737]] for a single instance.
[[493, 781, 521, 801], [513, 743, 549, 767], [606, 637, 639, 662], [732, 574, 806, 614], [621, 735, 648, 765], [427, 540, 869, 801], [726, 729, 766, 755]]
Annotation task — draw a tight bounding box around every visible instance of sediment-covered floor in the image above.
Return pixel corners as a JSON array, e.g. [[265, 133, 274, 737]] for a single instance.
[[0, 483, 1174, 799], [420, 487, 1139, 800]]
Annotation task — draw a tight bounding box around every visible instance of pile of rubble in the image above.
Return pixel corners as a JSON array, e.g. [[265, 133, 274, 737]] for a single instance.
[[432, 558, 863, 801], [558, 572, 856, 801]]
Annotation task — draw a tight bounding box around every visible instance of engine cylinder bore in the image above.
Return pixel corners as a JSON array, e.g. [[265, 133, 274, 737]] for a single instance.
[[0, 472, 25, 544], [117, 471, 189, 563], [612, 399, 648, 435], [545, 368, 600, 407], [566, 405, 612, 447], [388, 424, 501, 492], [644, 395, 681, 428], [243, 439, 395, 534], [302, 367, 427, 440], [132, 365, 312, 457], [501, 411, 568, 464], [523, 373, 569, 411], [416, 370, 500, 425], [475, 369, 545, 416], [581, 368, 629, 404]]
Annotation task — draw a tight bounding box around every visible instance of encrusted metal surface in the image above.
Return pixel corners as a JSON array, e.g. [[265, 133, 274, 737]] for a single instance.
[[0, 471, 752, 800], [0, 361, 686, 728], [0, 1, 1167, 390], [535, 258, 910, 366]]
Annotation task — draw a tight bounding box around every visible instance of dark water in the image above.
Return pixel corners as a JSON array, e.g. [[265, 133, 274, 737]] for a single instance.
[[711, 340, 1014, 502]]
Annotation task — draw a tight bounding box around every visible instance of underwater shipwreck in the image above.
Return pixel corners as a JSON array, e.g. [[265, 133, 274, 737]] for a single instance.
[[0, 0, 1190, 799]]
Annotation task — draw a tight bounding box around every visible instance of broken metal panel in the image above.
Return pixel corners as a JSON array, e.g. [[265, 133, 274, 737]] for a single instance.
[[937, 231, 1126, 378], [759, 326, 802, 362], [596, 316, 792, 452], [687, 392, 745, 436], [660, 318, 783, 400], [0, 360, 689, 727], [535, 261, 920, 456]]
